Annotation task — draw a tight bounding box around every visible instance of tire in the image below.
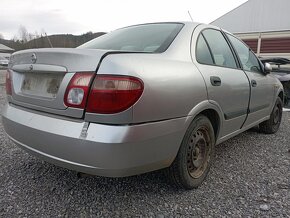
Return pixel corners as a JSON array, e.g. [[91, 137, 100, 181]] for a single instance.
[[168, 115, 215, 189], [259, 97, 283, 134]]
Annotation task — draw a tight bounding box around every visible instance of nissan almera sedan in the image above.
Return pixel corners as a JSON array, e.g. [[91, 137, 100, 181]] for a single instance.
[[2, 22, 283, 189]]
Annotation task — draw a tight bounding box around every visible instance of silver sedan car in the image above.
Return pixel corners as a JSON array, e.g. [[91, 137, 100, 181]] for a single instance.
[[2, 22, 283, 189]]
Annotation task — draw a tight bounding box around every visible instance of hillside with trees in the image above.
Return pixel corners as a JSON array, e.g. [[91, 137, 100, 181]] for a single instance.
[[0, 27, 106, 51]]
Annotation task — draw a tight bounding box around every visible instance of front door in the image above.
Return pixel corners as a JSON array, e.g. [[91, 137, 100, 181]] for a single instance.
[[226, 34, 274, 126]]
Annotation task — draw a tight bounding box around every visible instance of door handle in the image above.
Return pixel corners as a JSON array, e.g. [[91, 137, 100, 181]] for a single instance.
[[210, 76, 221, 86], [251, 80, 257, 87]]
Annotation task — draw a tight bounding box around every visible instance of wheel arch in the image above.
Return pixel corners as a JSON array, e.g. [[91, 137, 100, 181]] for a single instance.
[[169, 102, 222, 168], [186, 101, 223, 142], [199, 109, 220, 141], [278, 90, 284, 105], [168, 105, 220, 189]]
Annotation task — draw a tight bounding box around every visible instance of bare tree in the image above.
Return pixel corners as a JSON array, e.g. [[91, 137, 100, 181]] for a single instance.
[[18, 25, 29, 43], [41, 28, 46, 37], [34, 31, 40, 39], [28, 33, 34, 41]]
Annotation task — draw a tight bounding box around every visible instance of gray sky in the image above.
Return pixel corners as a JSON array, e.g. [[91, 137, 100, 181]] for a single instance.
[[0, 0, 247, 40]]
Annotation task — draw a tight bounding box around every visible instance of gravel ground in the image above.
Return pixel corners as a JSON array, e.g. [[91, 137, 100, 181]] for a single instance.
[[0, 69, 289, 217]]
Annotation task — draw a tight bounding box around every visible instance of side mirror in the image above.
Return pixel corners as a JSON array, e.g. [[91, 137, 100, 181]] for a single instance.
[[264, 62, 272, 74]]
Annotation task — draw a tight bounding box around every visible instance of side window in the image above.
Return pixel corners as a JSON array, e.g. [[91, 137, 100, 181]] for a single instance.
[[196, 34, 214, 65], [227, 34, 262, 73], [202, 29, 237, 69]]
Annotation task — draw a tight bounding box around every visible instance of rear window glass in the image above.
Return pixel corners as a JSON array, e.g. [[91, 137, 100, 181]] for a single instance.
[[78, 23, 184, 53], [202, 29, 237, 69], [196, 34, 214, 65]]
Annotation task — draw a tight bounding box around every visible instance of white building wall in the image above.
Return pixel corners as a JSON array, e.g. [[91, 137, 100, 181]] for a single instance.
[[211, 0, 290, 34]]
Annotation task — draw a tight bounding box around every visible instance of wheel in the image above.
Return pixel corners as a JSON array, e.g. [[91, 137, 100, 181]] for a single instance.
[[168, 115, 215, 189], [259, 97, 283, 134], [282, 82, 290, 107]]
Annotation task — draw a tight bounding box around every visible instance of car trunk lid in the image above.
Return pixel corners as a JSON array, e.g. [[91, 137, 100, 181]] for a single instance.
[[8, 48, 108, 118]]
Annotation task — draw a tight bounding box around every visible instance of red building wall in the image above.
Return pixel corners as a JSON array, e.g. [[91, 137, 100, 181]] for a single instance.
[[260, 38, 290, 53], [243, 39, 258, 53], [243, 37, 290, 54]]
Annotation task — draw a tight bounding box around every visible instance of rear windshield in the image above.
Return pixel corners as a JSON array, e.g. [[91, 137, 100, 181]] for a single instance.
[[78, 23, 184, 53]]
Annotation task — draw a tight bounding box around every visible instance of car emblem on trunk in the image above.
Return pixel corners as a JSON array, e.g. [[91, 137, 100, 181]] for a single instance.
[[31, 53, 37, 63]]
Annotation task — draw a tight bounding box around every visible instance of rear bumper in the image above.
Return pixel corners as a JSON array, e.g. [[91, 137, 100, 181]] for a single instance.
[[2, 103, 189, 177]]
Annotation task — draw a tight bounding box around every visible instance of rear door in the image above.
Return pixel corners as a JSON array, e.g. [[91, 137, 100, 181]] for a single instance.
[[192, 27, 250, 138], [225, 34, 274, 126]]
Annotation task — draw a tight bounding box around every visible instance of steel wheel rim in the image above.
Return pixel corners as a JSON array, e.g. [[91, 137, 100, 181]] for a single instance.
[[186, 126, 211, 179]]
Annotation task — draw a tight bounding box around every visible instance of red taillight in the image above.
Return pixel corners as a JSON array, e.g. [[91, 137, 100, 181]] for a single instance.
[[86, 75, 144, 114], [5, 70, 12, 95], [64, 72, 94, 108]]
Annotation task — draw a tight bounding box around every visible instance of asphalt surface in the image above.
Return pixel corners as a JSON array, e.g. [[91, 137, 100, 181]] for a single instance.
[[0, 69, 289, 217]]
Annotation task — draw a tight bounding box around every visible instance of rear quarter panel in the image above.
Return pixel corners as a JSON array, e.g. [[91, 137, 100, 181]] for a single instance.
[[96, 53, 208, 123]]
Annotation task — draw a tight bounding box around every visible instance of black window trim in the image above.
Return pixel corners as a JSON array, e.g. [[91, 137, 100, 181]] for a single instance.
[[223, 32, 264, 74], [221, 31, 243, 70], [195, 33, 215, 65], [195, 28, 240, 70]]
